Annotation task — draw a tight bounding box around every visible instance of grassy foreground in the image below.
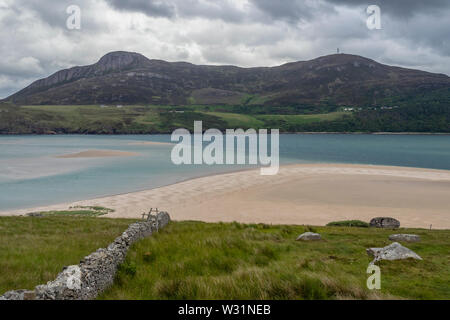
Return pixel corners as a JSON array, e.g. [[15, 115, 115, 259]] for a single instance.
[[101, 221, 450, 300], [0, 216, 134, 293], [0, 217, 448, 299]]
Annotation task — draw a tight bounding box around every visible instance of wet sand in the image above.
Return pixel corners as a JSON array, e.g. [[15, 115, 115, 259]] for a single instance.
[[55, 149, 140, 158], [127, 141, 174, 146], [2, 164, 450, 229]]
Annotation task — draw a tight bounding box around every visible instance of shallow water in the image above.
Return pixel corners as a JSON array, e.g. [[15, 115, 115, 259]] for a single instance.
[[0, 134, 449, 210]]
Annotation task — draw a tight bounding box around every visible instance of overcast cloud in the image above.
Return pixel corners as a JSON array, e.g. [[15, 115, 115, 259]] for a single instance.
[[0, 0, 449, 98]]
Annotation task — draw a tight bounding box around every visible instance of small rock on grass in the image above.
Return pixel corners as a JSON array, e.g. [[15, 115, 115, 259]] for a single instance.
[[296, 232, 322, 241], [26, 212, 43, 217], [388, 234, 421, 243]]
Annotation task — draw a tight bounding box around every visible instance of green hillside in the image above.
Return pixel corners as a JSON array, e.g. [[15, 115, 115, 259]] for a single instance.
[[1, 102, 449, 134]]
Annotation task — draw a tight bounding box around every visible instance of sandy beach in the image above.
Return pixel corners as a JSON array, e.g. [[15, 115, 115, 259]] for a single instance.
[[2, 164, 450, 229]]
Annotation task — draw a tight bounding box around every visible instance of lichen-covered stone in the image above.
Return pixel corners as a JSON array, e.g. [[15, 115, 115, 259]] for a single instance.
[[367, 242, 422, 264], [35, 265, 82, 300]]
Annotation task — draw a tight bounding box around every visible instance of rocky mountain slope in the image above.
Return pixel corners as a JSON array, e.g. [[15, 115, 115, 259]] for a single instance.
[[5, 51, 450, 106]]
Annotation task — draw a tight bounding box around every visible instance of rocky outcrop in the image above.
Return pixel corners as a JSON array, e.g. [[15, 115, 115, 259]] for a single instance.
[[0, 212, 170, 300], [296, 232, 322, 241], [388, 234, 421, 243], [369, 217, 400, 229], [367, 242, 422, 264], [26, 52, 150, 91]]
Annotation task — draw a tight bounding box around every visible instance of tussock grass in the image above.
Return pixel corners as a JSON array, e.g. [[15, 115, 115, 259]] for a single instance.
[[0, 216, 134, 293], [100, 221, 450, 300], [327, 220, 370, 228], [0, 217, 448, 299]]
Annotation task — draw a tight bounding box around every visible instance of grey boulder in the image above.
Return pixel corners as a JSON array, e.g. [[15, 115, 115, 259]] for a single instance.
[[26, 212, 43, 217], [369, 217, 400, 229], [388, 234, 421, 243], [367, 242, 422, 264], [296, 232, 322, 241]]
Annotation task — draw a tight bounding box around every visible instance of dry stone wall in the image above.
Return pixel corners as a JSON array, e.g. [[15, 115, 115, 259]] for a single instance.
[[0, 212, 170, 300]]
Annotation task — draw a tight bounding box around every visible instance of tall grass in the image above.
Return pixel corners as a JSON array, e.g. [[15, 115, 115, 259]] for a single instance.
[[1, 217, 448, 299], [0, 216, 134, 293], [100, 221, 450, 300]]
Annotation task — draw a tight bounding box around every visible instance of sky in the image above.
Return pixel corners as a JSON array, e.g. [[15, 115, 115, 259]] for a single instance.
[[0, 0, 449, 98]]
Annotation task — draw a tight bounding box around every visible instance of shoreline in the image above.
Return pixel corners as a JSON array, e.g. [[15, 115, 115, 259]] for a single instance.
[[2, 163, 450, 229], [0, 165, 262, 213], [2, 162, 450, 212]]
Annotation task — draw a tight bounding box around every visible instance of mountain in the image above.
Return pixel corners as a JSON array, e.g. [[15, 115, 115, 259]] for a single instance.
[[5, 51, 450, 107]]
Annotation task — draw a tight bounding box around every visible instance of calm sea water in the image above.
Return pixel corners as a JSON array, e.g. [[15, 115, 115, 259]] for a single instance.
[[0, 134, 449, 211]]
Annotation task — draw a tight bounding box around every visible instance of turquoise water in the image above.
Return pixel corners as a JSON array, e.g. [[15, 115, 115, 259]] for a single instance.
[[0, 134, 449, 211]]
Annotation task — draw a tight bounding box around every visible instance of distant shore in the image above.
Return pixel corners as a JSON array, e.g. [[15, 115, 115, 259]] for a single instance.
[[2, 163, 450, 229], [1, 132, 450, 136], [293, 132, 450, 135]]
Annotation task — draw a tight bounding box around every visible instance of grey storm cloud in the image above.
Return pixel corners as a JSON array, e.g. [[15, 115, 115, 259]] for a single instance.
[[105, 0, 248, 22], [249, 0, 332, 22], [106, 0, 176, 18], [103, 0, 450, 21], [104, 0, 329, 23], [0, 0, 449, 98]]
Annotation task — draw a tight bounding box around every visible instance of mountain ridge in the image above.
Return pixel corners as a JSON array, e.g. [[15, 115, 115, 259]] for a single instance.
[[5, 51, 450, 107]]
